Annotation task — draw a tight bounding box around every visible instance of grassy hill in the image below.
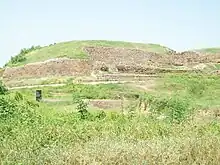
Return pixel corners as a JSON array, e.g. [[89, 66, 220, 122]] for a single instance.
[[195, 47, 220, 54], [5, 40, 172, 67]]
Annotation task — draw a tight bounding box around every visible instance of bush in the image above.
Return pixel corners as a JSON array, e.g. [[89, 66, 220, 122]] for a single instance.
[[0, 96, 17, 119], [75, 99, 89, 119], [0, 93, 39, 121], [0, 81, 7, 95]]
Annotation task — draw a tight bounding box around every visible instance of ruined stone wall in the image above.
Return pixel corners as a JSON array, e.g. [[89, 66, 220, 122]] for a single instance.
[[3, 58, 91, 81]]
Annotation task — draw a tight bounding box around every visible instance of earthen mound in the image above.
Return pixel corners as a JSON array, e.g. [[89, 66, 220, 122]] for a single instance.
[[3, 58, 91, 81]]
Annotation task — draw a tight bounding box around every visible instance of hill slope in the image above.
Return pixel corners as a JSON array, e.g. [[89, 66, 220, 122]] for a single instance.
[[5, 40, 172, 67], [195, 47, 220, 54]]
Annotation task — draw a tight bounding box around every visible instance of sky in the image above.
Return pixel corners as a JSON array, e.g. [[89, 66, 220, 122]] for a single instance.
[[0, 0, 220, 67]]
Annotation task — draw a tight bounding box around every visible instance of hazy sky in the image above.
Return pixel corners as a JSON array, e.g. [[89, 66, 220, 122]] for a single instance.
[[0, 0, 220, 66]]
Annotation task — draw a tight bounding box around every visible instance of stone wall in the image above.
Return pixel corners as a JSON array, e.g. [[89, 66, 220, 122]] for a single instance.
[[3, 58, 91, 81]]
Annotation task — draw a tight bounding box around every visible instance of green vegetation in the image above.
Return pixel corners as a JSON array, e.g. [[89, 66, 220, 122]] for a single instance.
[[5, 40, 171, 67], [157, 73, 220, 109], [14, 83, 141, 101], [195, 47, 220, 54], [5, 45, 42, 67], [0, 80, 7, 95], [1, 73, 220, 164]]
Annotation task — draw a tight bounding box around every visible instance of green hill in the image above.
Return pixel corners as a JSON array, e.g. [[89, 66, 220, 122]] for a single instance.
[[195, 47, 220, 54], [5, 40, 172, 67]]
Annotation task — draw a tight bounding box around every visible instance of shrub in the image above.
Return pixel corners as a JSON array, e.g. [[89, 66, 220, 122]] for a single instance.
[[75, 99, 89, 119], [0, 80, 7, 95], [0, 94, 39, 121], [0, 96, 17, 119]]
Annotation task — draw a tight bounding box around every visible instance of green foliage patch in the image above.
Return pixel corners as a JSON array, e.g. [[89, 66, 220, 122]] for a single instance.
[[0, 80, 7, 95], [5, 45, 42, 66]]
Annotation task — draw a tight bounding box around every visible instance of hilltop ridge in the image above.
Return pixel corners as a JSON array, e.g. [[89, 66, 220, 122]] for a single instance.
[[5, 40, 173, 67]]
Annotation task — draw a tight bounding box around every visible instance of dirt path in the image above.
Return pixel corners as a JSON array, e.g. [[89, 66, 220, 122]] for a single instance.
[[8, 80, 147, 90], [8, 83, 66, 90]]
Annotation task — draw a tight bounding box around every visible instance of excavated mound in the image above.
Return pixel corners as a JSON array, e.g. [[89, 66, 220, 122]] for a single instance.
[[84, 47, 220, 73], [3, 58, 91, 81], [84, 46, 172, 74], [3, 46, 220, 82]]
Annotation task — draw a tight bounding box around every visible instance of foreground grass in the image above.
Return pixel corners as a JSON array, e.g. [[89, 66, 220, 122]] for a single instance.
[[1, 74, 220, 164], [6, 40, 171, 66], [1, 94, 220, 165]]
